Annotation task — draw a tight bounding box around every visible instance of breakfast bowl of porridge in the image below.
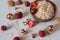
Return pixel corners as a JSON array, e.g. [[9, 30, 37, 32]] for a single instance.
[[30, 0, 56, 22]]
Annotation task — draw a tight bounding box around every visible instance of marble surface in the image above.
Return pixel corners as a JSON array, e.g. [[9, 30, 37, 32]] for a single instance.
[[0, 0, 60, 40]]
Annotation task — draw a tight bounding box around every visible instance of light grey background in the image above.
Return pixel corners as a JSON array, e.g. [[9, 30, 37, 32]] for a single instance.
[[0, 0, 60, 40]]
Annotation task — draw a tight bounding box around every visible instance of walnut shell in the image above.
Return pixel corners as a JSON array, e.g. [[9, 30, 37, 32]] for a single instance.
[[46, 25, 55, 34], [54, 17, 60, 24], [32, 34, 36, 38], [8, 0, 15, 7], [21, 29, 27, 34], [7, 13, 14, 20]]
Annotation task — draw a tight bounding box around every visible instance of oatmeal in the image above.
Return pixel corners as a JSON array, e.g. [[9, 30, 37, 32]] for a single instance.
[[35, 1, 55, 21]]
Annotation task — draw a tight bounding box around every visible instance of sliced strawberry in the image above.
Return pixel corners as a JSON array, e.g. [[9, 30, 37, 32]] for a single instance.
[[31, 1, 37, 7], [27, 21, 35, 28]]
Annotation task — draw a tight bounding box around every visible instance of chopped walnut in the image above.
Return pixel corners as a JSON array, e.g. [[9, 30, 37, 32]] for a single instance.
[[21, 29, 27, 34], [32, 34, 36, 38]]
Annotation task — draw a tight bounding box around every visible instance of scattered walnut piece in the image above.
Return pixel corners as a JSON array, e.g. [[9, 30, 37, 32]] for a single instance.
[[23, 21, 27, 25], [32, 34, 36, 38], [54, 17, 60, 25], [21, 29, 27, 34], [8, 0, 15, 7], [46, 25, 55, 34], [7, 13, 14, 20]]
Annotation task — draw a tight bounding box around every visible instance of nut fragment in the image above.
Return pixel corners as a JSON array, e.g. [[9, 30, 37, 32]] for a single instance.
[[54, 17, 60, 25], [1, 25, 7, 31], [8, 0, 15, 7], [46, 25, 55, 34], [32, 34, 36, 38], [23, 22, 27, 25], [21, 29, 27, 34], [7, 13, 14, 20]]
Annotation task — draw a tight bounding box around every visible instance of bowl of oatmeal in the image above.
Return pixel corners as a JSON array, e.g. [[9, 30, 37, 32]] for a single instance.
[[30, 0, 56, 22]]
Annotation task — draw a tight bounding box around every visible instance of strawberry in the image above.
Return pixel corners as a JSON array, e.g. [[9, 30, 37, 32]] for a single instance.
[[13, 37, 20, 40], [17, 0, 22, 5], [38, 30, 46, 37], [30, 8, 38, 15], [25, 1, 30, 7], [27, 21, 35, 28], [1, 25, 7, 31], [15, 12, 23, 19], [31, 1, 37, 7]]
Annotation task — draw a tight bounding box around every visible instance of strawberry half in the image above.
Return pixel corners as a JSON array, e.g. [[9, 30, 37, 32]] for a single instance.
[[31, 1, 37, 7], [27, 21, 35, 28]]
